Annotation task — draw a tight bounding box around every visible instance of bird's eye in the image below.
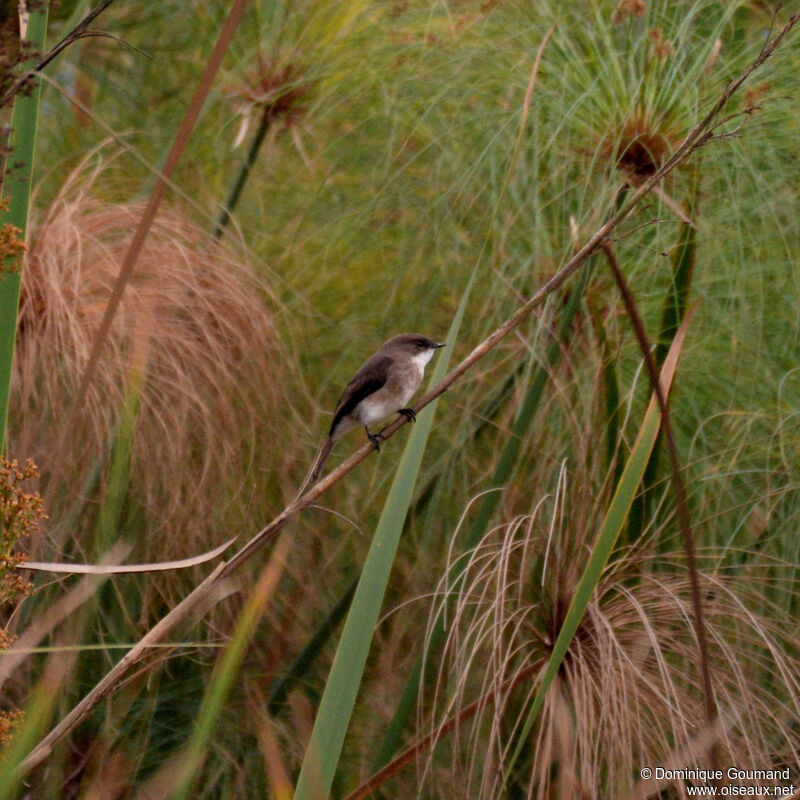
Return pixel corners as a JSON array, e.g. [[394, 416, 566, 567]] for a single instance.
[[417, 339, 426, 348]]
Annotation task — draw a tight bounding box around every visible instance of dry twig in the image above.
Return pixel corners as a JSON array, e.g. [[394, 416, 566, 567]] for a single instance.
[[0, 0, 118, 109]]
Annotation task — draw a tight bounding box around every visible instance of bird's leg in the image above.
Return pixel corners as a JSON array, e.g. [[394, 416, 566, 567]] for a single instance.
[[365, 427, 383, 451], [397, 408, 416, 423]]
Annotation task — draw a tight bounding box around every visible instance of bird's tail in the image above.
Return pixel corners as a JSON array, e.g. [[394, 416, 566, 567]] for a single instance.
[[310, 437, 335, 484], [293, 436, 335, 502]]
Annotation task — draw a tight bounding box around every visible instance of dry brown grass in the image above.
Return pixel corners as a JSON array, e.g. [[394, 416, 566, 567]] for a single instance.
[[421, 478, 800, 799], [9, 156, 286, 560]]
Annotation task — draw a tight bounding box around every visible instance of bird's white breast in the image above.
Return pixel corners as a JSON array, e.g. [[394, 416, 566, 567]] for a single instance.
[[357, 395, 400, 427], [354, 351, 431, 427]]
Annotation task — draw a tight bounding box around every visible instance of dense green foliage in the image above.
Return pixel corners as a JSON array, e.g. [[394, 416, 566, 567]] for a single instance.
[[2, 1, 799, 797]]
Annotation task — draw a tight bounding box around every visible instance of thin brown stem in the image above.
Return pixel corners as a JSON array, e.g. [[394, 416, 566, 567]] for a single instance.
[[0, 0, 118, 109], [343, 659, 545, 800], [15, 11, 800, 778], [43, 0, 249, 513], [601, 243, 719, 767]]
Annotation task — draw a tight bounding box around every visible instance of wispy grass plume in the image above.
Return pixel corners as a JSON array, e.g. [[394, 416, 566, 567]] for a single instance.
[[421, 480, 800, 799], [10, 154, 284, 560]]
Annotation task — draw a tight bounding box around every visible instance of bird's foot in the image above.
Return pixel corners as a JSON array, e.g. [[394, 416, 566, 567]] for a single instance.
[[366, 430, 384, 451], [398, 408, 416, 423]]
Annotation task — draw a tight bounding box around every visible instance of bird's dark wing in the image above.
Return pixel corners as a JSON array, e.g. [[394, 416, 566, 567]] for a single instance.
[[330, 354, 393, 435]]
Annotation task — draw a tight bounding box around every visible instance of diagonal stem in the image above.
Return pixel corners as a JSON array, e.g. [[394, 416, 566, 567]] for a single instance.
[[601, 242, 718, 766], [0, 0, 118, 110], [343, 659, 545, 800], [43, 0, 250, 512]]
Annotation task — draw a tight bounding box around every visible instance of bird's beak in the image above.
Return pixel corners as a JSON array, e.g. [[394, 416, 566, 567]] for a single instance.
[[434, 342, 446, 349]]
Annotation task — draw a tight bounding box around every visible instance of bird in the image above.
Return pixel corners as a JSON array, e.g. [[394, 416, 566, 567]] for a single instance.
[[308, 333, 446, 484]]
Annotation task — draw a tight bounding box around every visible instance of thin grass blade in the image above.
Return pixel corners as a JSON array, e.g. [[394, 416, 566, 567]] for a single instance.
[[293, 271, 475, 800], [266, 578, 357, 714], [502, 308, 693, 786], [167, 533, 292, 800], [0, 652, 71, 800]]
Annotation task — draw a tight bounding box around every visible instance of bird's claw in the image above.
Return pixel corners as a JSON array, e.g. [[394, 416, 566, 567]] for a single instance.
[[367, 431, 384, 452], [398, 408, 416, 423]]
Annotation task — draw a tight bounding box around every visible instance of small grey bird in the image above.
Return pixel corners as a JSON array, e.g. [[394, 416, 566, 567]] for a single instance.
[[309, 333, 446, 483]]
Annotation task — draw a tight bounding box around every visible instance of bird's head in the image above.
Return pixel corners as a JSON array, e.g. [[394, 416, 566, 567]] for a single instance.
[[382, 333, 446, 368]]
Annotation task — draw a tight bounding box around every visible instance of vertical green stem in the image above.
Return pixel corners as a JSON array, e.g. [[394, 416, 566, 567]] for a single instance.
[[0, 3, 49, 453], [213, 105, 274, 238]]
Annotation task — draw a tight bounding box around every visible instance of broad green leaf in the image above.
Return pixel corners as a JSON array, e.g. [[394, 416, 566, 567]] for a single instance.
[[0, 3, 49, 452]]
